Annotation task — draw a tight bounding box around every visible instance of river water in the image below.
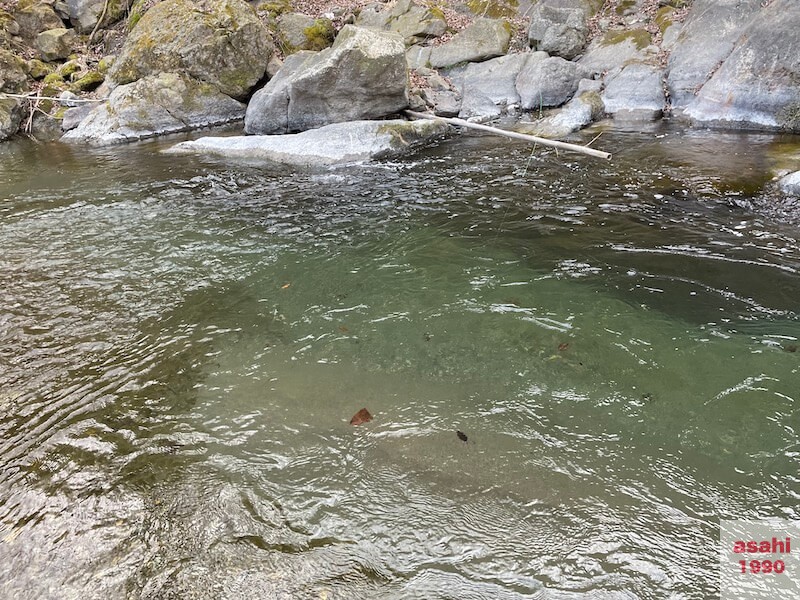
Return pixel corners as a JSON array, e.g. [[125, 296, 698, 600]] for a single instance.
[[0, 125, 798, 599]]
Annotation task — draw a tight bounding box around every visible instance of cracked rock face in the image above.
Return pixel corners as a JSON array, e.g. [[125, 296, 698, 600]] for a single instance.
[[62, 72, 245, 145], [244, 26, 408, 135]]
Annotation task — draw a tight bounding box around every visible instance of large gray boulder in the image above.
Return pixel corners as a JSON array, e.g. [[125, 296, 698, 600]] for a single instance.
[[167, 119, 449, 166], [516, 53, 591, 110], [62, 72, 245, 145], [428, 18, 511, 69], [458, 53, 531, 119], [602, 63, 665, 121], [245, 26, 408, 135], [66, 0, 132, 33], [666, 0, 761, 111], [107, 0, 272, 100], [528, 0, 595, 60], [356, 0, 447, 45], [683, 0, 800, 131]]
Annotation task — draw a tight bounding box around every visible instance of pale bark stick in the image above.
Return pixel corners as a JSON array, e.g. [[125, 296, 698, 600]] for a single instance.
[[404, 110, 612, 161]]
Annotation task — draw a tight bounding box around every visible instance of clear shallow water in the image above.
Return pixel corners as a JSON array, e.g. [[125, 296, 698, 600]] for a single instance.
[[0, 126, 798, 599]]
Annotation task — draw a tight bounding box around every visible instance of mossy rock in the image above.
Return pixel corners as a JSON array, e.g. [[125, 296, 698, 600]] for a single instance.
[[602, 28, 651, 50], [257, 0, 292, 18], [27, 58, 52, 79], [42, 72, 64, 86], [70, 70, 104, 92], [466, 0, 518, 19], [303, 19, 335, 51], [97, 55, 115, 73], [127, 0, 149, 31], [654, 6, 675, 35], [57, 60, 82, 78], [0, 48, 29, 92], [108, 0, 273, 100]]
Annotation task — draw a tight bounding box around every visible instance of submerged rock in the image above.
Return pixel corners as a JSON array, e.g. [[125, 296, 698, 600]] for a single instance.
[[62, 72, 245, 145], [428, 18, 511, 70], [167, 119, 449, 166], [245, 26, 408, 135], [107, 0, 272, 100]]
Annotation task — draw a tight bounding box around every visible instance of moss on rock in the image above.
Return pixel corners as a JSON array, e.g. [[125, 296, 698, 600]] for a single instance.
[[602, 28, 651, 50], [108, 0, 273, 100], [302, 19, 335, 51], [70, 70, 104, 92]]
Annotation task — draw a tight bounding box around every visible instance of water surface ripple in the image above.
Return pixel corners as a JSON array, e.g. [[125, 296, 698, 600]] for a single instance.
[[0, 128, 798, 599]]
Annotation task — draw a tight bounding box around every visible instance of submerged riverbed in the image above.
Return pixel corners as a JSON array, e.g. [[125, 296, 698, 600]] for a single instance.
[[1, 125, 799, 599]]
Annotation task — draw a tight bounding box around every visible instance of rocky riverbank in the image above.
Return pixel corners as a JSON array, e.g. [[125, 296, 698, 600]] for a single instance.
[[1, 0, 799, 190]]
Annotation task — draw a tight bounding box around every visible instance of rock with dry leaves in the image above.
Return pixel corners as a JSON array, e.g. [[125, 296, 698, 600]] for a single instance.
[[245, 25, 408, 134]]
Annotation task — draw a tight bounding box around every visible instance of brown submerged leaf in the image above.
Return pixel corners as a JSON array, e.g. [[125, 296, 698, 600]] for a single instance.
[[349, 408, 372, 426], [456, 430, 468, 442], [558, 342, 570, 351]]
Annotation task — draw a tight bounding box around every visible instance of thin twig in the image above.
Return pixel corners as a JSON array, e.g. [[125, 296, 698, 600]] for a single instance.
[[88, 0, 112, 47], [404, 110, 612, 160], [0, 92, 107, 104]]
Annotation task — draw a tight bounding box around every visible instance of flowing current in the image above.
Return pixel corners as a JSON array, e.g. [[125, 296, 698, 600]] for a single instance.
[[0, 125, 798, 599]]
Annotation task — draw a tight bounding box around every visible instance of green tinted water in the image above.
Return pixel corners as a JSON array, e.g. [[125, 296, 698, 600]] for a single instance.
[[0, 127, 798, 599]]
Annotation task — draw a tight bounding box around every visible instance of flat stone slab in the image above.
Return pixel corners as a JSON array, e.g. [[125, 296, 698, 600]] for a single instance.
[[166, 119, 450, 166]]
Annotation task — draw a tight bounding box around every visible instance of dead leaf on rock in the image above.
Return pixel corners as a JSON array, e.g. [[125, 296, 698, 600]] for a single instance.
[[349, 408, 372, 426]]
